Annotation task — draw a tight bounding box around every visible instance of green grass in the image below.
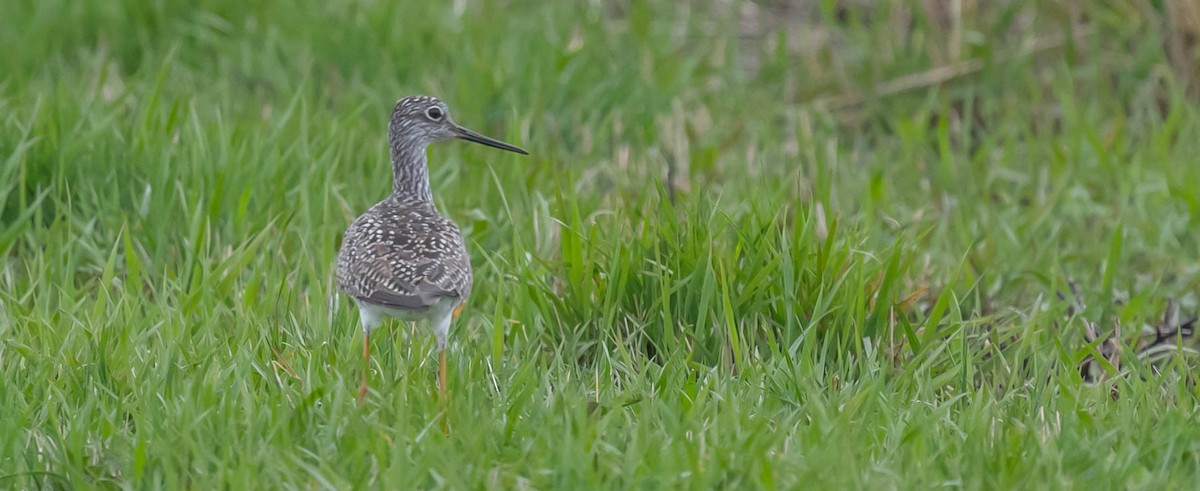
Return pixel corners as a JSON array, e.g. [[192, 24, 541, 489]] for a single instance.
[[3, 0, 1200, 488]]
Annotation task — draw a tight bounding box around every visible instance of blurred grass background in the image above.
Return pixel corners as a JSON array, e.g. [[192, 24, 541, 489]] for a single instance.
[[2, 0, 1199, 488]]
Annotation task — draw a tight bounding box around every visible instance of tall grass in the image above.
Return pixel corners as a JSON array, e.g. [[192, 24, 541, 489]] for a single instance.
[[2, 0, 1199, 488]]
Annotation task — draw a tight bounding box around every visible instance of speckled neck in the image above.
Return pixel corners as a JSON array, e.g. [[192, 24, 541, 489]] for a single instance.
[[388, 134, 434, 205]]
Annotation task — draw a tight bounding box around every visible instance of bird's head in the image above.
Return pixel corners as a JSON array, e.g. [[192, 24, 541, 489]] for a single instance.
[[388, 96, 527, 155]]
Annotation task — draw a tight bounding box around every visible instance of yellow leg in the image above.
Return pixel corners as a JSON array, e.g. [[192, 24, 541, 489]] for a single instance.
[[439, 305, 461, 434], [358, 330, 370, 404], [439, 349, 449, 434], [439, 349, 448, 396]]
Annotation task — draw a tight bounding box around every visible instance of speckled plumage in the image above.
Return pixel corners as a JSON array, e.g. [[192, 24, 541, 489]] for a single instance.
[[336, 198, 472, 315], [337, 96, 526, 350]]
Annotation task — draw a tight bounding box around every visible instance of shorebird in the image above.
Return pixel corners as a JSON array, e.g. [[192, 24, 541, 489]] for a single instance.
[[337, 95, 527, 407]]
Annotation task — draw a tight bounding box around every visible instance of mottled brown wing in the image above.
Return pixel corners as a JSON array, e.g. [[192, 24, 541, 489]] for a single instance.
[[336, 202, 472, 312]]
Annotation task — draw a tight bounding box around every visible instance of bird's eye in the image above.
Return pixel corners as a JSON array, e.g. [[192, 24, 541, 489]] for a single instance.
[[425, 107, 444, 121]]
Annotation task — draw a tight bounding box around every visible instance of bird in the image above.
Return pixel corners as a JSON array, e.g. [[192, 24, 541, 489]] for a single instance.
[[336, 95, 527, 410]]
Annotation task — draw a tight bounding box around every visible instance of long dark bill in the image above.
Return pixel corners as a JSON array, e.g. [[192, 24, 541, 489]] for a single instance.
[[454, 125, 528, 155]]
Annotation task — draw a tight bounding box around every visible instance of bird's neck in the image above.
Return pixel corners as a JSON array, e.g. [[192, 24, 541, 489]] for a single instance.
[[389, 139, 434, 205]]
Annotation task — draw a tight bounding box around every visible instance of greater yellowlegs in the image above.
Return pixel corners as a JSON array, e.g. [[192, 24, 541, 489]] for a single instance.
[[337, 95, 527, 407]]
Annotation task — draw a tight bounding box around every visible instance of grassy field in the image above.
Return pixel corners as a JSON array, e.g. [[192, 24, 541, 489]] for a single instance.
[[3, 0, 1200, 488]]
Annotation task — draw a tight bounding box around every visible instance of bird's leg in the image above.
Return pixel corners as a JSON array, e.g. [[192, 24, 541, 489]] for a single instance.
[[443, 305, 463, 408], [438, 311, 457, 435], [358, 330, 370, 404], [438, 346, 449, 434], [432, 308, 459, 435], [439, 348, 447, 401]]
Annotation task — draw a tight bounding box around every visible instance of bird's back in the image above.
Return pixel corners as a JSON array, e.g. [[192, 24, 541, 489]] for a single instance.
[[336, 198, 473, 313]]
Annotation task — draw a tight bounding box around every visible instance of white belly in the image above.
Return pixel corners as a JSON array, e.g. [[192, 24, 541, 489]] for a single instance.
[[355, 297, 461, 348]]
